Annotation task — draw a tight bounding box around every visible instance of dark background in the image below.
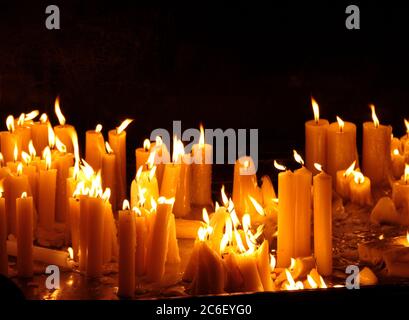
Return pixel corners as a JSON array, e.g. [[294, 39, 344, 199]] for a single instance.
[[0, 1, 408, 186]]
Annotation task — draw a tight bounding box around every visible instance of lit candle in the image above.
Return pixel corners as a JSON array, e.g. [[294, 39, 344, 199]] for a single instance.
[[293, 150, 312, 258], [85, 124, 105, 171], [191, 125, 213, 207], [391, 148, 405, 180], [53, 97, 77, 153], [4, 163, 31, 235], [335, 161, 356, 199], [131, 162, 159, 211], [21, 151, 38, 209], [102, 189, 114, 264], [392, 165, 409, 215], [102, 142, 117, 210], [135, 138, 151, 172], [305, 97, 329, 174], [6, 144, 20, 173], [151, 136, 170, 189], [146, 197, 174, 282], [38, 147, 57, 231], [68, 195, 80, 260], [362, 105, 392, 186], [349, 171, 372, 206], [133, 207, 147, 277], [0, 191, 7, 276], [275, 160, 295, 267], [313, 163, 332, 276], [31, 113, 49, 153], [326, 116, 358, 181], [1, 115, 22, 163], [16, 192, 33, 278], [108, 119, 133, 209], [160, 137, 183, 198], [232, 156, 262, 218], [15, 113, 32, 153], [79, 194, 89, 271], [118, 200, 136, 297], [173, 154, 192, 218]]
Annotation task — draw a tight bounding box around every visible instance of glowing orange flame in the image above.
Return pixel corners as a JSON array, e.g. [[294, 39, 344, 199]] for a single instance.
[[21, 191, 27, 199], [28, 140, 36, 158], [21, 152, 31, 165], [17, 113, 25, 126], [43, 146, 52, 170], [40, 113, 48, 124], [311, 97, 320, 123], [116, 119, 133, 134], [221, 185, 229, 207], [202, 208, 210, 225], [17, 163, 23, 176], [0, 153, 4, 167], [172, 136, 185, 163], [122, 199, 130, 211], [336, 116, 344, 132], [24, 110, 39, 122], [95, 124, 102, 133], [270, 254, 276, 272], [6, 115, 15, 133], [406, 230, 409, 246], [146, 150, 156, 169], [55, 137, 67, 153], [314, 163, 323, 172], [54, 96, 66, 125], [289, 257, 296, 271], [143, 139, 150, 151], [13, 144, 18, 162], [105, 141, 113, 154], [274, 160, 286, 171], [158, 196, 175, 206], [393, 149, 400, 156], [405, 119, 409, 134], [47, 123, 55, 149], [370, 104, 379, 128], [249, 195, 265, 216], [307, 275, 318, 289], [353, 171, 365, 184], [199, 124, 205, 147], [344, 160, 356, 178], [404, 164, 409, 183], [293, 149, 304, 166], [102, 188, 111, 202]]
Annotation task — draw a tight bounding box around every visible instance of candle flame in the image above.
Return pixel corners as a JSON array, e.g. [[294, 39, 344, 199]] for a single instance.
[[336, 116, 344, 132], [13, 143, 18, 162], [17, 113, 25, 126], [21, 191, 27, 199], [379, 234, 384, 240], [284, 269, 297, 290], [197, 226, 208, 242], [172, 136, 185, 163], [406, 230, 409, 246], [344, 161, 356, 178], [293, 149, 304, 166], [21, 152, 31, 165], [307, 275, 318, 289], [319, 276, 327, 289], [95, 124, 102, 133], [404, 164, 409, 183], [143, 139, 150, 151], [274, 160, 286, 171], [248, 195, 265, 216], [73, 162, 80, 180], [221, 185, 229, 207], [105, 141, 113, 154], [202, 208, 210, 225], [54, 96, 66, 125], [150, 198, 157, 213], [136, 165, 143, 182], [17, 163, 23, 176], [116, 119, 133, 134], [40, 113, 48, 124], [102, 188, 111, 202], [270, 254, 276, 272], [155, 136, 163, 146], [393, 148, 400, 156], [55, 137, 67, 153], [353, 171, 365, 184], [370, 104, 380, 128], [67, 247, 74, 261], [0, 153, 4, 167], [311, 97, 320, 123], [43, 146, 52, 170], [199, 124, 205, 147], [405, 119, 409, 134], [289, 257, 296, 271], [47, 123, 55, 149], [220, 233, 229, 255], [146, 150, 156, 169], [70, 131, 80, 165], [314, 163, 323, 172], [24, 110, 39, 122], [133, 207, 142, 217], [122, 199, 130, 211], [28, 140, 36, 158], [243, 159, 250, 169], [6, 115, 15, 133], [158, 196, 175, 206]]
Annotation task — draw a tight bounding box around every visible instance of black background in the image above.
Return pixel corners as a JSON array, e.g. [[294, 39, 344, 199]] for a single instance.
[[0, 1, 408, 179]]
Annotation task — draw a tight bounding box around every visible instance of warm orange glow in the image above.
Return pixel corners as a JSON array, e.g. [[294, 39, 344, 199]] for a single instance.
[[404, 164, 409, 183], [270, 254, 276, 272], [40, 113, 48, 124], [116, 119, 133, 134], [54, 96, 66, 125], [172, 136, 185, 163], [221, 185, 229, 207], [289, 257, 296, 271], [55, 137, 67, 153], [344, 160, 356, 178], [199, 124, 205, 147], [73, 162, 80, 180], [235, 230, 246, 254], [307, 275, 318, 289], [6, 115, 15, 133], [146, 150, 156, 169], [405, 119, 409, 134], [143, 139, 150, 151], [0, 153, 4, 167], [24, 110, 39, 122], [13, 144, 18, 162], [148, 165, 156, 181], [150, 198, 157, 213], [243, 160, 250, 169], [311, 97, 320, 123], [220, 233, 229, 255], [393, 148, 400, 156], [314, 162, 323, 172], [21, 191, 27, 199], [43, 146, 52, 170], [71, 131, 80, 165], [406, 231, 409, 246], [370, 104, 379, 128], [105, 141, 113, 154], [17, 163, 23, 176], [67, 247, 74, 260], [17, 113, 25, 126], [274, 160, 286, 171], [319, 276, 327, 289], [136, 165, 143, 182], [158, 196, 175, 205], [336, 116, 344, 132], [102, 188, 111, 202], [95, 124, 102, 133], [132, 207, 142, 217], [378, 234, 384, 240], [81, 159, 95, 180], [293, 149, 304, 166], [21, 152, 31, 165], [156, 135, 163, 146], [122, 199, 130, 211], [202, 208, 210, 225], [197, 226, 207, 242], [353, 171, 365, 184], [284, 269, 297, 290], [248, 195, 265, 216], [48, 123, 55, 148], [28, 140, 36, 158]]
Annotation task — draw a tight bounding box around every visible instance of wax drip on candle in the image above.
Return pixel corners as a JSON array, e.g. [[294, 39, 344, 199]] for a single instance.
[[370, 104, 380, 128], [311, 97, 320, 124], [336, 116, 344, 133]]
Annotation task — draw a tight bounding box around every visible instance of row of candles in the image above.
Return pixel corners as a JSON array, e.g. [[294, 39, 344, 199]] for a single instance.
[[0, 96, 408, 297]]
